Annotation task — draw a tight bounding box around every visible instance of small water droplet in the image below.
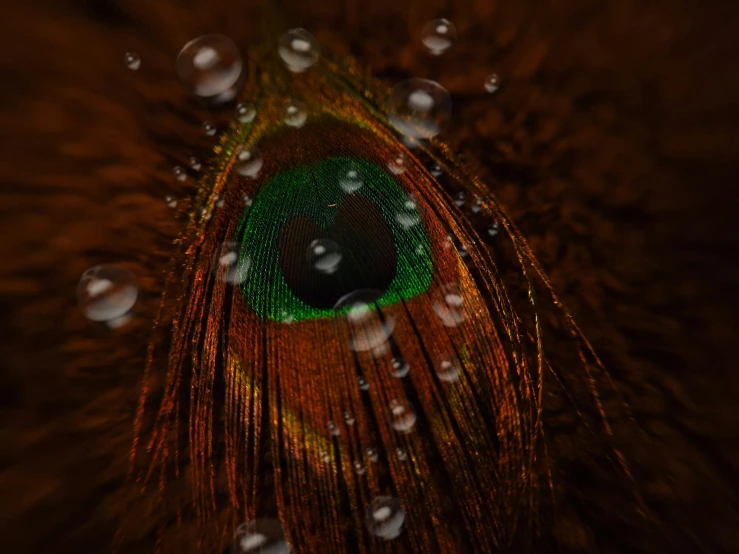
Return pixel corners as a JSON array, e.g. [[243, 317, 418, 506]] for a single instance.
[[458, 243, 469, 257], [387, 399, 417, 433], [471, 196, 483, 214], [280, 309, 294, 324], [165, 195, 178, 208], [203, 121, 217, 136], [395, 196, 421, 229], [233, 519, 290, 554], [173, 166, 187, 182], [429, 164, 443, 178], [421, 18, 457, 56], [390, 357, 409, 378], [243, 194, 253, 207], [354, 461, 366, 475], [236, 146, 263, 178], [366, 447, 379, 462], [328, 420, 340, 436], [307, 239, 342, 275], [124, 52, 140, 71], [387, 79, 451, 139], [215, 195, 225, 208], [432, 283, 467, 327], [176, 34, 243, 98], [396, 448, 407, 461], [282, 98, 307, 128], [278, 28, 320, 72], [339, 162, 364, 193], [189, 156, 202, 171], [335, 290, 395, 356], [214, 242, 250, 284], [487, 222, 500, 237], [484, 73, 501, 94], [387, 153, 408, 175], [365, 496, 405, 540], [343, 411, 356, 425], [437, 357, 461, 383], [77, 264, 138, 322], [454, 191, 466, 207], [200, 206, 212, 221], [320, 450, 331, 463], [236, 102, 256, 123], [358, 376, 370, 391]]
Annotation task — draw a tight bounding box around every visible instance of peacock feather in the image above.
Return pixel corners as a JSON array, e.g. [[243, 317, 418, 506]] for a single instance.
[[125, 15, 646, 554]]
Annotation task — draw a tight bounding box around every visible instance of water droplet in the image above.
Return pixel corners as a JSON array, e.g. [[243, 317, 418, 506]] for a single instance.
[[386, 399, 417, 433], [335, 290, 395, 356], [484, 73, 501, 94], [236, 102, 256, 123], [280, 309, 294, 324], [236, 146, 263, 178], [173, 165, 187, 182], [282, 98, 307, 128], [387, 153, 408, 175], [487, 222, 500, 237], [365, 497, 405, 540], [421, 18, 457, 56], [77, 264, 138, 322], [354, 461, 366, 475], [390, 357, 409, 378], [437, 357, 461, 383], [278, 28, 320, 73], [203, 121, 217, 136], [320, 450, 331, 463], [328, 420, 340, 436], [387, 79, 451, 139], [189, 156, 202, 171], [343, 411, 356, 425], [471, 196, 483, 214], [429, 164, 443, 177], [366, 447, 379, 462], [214, 242, 250, 284], [358, 376, 370, 391], [307, 239, 342, 275], [233, 519, 291, 554], [395, 196, 421, 229], [243, 194, 253, 207], [124, 52, 140, 71], [165, 195, 178, 208], [432, 283, 467, 327], [215, 195, 225, 208], [338, 162, 364, 193], [454, 191, 466, 207], [200, 206, 212, 221], [458, 243, 469, 258], [176, 34, 243, 98], [396, 448, 407, 461]]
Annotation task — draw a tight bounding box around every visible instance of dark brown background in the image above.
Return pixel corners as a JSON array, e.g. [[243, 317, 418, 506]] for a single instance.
[[1, 0, 739, 552]]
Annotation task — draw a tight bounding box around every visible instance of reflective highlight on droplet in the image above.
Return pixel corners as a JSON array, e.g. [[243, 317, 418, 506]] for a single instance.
[[338, 162, 364, 193], [437, 357, 461, 383], [214, 242, 250, 284], [307, 239, 342, 275], [124, 52, 140, 71], [421, 18, 457, 56], [77, 264, 138, 322], [236, 146, 263, 178], [232, 519, 290, 554], [282, 98, 307, 128], [484, 73, 501, 93], [176, 34, 243, 97], [432, 283, 467, 327], [387, 79, 451, 139], [390, 357, 409, 378], [278, 28, 320, 73], [365, 497, 405, 540], [387, 399, 417, 433], [173, 166, 187, 182], [387, 153, 408, 175], [189, 156, 202, 171], [203, 121, 217, 136], [236, 102, 256, 123]]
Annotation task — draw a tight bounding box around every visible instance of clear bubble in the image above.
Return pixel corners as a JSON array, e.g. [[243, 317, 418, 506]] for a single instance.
[[278, 28, 320, 73], [471, 196, 483, 214], [328, 420, 340, 436], [395, 197, 421, 230], [387, 79, 451, 139], [338, 162, 364, 193], [236, 146, 263, 178], [437, 357, 461, 383], [421, 18, 457, 56], [358, 376, 370, 391], [343, 411, 356, 425], [390, 357, 409, 378], [487, 222, 500, 237], [282, 98, 307, 128], [454, 191, 466, 207], [365, 497, 405, 540], [243, 194, 253, 207], [429, 163, 443, 178], [173, 166, 187, 182], [366, 447, 379, 462], [77, 264, 138, 322], [432, 283, 467, 327], [124, 52, 140, 71], [387, 153, 408, 175], [236, 102, 256, 123], [176, 34, 243, 98], [203, 121, 217, 136], [232, 519, 290, 554], [484, 73, 501, 94], [189, 156, 202, 171], [335, 289, 395, 356], [165, 195, 178, 208], [214, 242, 250, 284], [386, 399, 417, 433], [354, 461, 366, 475], [307, 239, 342, 275], [396, 448, 407, 461]]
